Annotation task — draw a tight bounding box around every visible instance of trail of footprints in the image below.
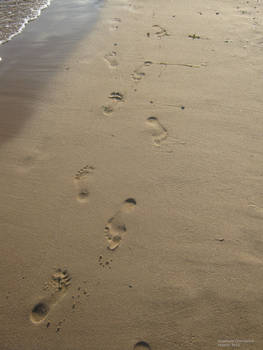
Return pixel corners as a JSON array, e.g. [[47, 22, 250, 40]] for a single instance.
[[73, 163, 137, 250], [102, 62, 168, 146], [102, 21, 170, 148], [30, 6, 262, 347], [31, 10, 168, 346]]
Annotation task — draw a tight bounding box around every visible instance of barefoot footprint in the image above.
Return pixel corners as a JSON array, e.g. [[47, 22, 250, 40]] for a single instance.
[[30, 269, 71, 324], [146, 116, 168, 146], [74, 165, 95, 202], [134, 341, 151, 350], [104, 198, 136, 250], [108, 17, 121, 31], [131, 61, 154, 82], [109, 91, 124, 102], [131, 69, 146, 81], [104, 51, 118, 68], [102, 105, 114, 116]]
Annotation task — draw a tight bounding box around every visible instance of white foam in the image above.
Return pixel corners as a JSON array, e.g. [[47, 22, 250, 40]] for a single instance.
[[0, 0, 52, 45]]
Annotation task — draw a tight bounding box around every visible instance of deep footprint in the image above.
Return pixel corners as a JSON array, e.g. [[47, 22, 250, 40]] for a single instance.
[[104, 198, 136, 250], [30, 269, 71, 324], [134, 341, 151, 350], [146, 116, 168, 146], [74, 165, 95, 202], [109, 92, 124, 102], [31, 302, 50, 323]]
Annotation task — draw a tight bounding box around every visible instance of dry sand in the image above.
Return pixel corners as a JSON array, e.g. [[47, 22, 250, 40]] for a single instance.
[[1, 0, 263, 349]]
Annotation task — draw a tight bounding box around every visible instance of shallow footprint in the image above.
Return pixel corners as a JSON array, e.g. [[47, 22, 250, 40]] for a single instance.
[[152, 24, 169, 38], [30, 269, 71, 324], [102, 105, 114, 116], [248, 204, 263, 219], [134, 341, 151, 350], [104, 198, 136, 250], [146, 116, 168, 146], [131, 60, 154, 82], [74, 165, 95, 202], [108, 17, 121, 31], [104, 51, 118, 68], [131, 69, 145, 81]]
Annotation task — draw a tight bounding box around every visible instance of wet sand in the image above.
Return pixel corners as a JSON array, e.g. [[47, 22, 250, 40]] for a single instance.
[[1, 0, 263, 349], [0, 0, 102, 146]]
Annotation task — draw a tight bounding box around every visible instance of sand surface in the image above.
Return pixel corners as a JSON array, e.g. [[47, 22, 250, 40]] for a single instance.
[[1, 0, 263, 349]]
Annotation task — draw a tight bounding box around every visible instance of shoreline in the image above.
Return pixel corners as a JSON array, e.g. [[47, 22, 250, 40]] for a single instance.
[[0, 0, 103, 146], [1, 0, 263, 349], [0, 0, 52, 46]]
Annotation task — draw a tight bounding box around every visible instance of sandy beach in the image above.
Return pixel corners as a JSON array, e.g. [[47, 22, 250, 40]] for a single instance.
[[1, 0, 263, 349]]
